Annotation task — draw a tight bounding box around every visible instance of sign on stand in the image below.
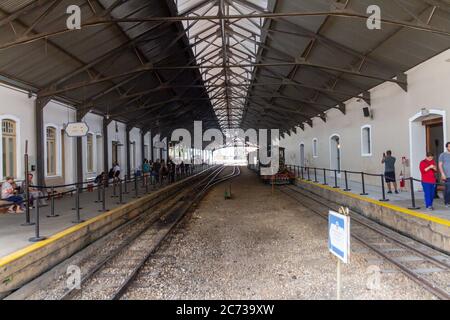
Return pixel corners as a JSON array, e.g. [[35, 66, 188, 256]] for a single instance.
[[65, 122, 89, 137], [328, 208, 350, 300]]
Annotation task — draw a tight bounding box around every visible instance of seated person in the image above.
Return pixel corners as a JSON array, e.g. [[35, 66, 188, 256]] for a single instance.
[[95, 172, 107, 185], [26, 173, 47, 207], [2, 176, 24, 213]]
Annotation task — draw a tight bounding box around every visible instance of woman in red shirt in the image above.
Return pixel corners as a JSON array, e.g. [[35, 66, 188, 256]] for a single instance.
[[420, 152, 437, 210]]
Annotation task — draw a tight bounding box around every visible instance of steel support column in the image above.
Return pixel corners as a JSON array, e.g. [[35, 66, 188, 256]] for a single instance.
[[149, 130, 154, 162], [76, 110, 84, 186], [141, 129, 146, 163], [35, 97, 51, 187], [126, 126, 131, 178], [103, 117, 110, 173]]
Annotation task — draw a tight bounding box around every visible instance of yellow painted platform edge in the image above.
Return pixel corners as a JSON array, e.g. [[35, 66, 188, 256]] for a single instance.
[[0, 168, 209, 269], [0, 195, 144, 268], [298, 178, 450, 227]]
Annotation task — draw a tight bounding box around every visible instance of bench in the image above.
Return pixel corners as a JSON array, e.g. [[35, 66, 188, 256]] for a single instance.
[[0, 199, 14, 213]]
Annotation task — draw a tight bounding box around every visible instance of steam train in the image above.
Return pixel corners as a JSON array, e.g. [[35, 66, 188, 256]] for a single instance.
[[259, 147, 295, 185]]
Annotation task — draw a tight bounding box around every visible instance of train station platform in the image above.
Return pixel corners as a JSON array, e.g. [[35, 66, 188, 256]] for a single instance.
[[0, 181, 156, 258], [303, 171, 450, 222], [291, 172, 450, 253], [0, 168, 208, 297]]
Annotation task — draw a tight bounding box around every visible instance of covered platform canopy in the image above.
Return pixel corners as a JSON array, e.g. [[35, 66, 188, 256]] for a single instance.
[[1, 0, 450, 183], [0, 0, 450, 131]]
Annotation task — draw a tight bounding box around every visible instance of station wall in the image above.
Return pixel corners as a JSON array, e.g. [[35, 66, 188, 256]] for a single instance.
[[280, 48, 450, 186], [0, 82, 171, 186]]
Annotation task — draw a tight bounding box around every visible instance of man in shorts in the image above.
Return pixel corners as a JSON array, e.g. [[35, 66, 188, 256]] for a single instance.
[[438, 142, 450, 207], [382, 150, 398, 194]]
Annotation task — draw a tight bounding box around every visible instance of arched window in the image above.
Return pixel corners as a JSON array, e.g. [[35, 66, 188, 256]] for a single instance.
[[2, 119, 16, 178], [87, 133, 94, 173], [46, 127, 57, 176], [312, 138, 318, 158], [361, 125, 372, 156]]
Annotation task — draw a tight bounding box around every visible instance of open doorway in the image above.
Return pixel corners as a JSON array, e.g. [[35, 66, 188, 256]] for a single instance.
[[409, 110, 446, 187], [424, 118, 444, 158], [299, 143, 305, 168], [330, 135, 341, 174]]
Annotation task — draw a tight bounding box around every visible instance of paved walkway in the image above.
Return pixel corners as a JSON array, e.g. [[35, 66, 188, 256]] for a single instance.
[[296, 170, 450, 221], [0, 170, 201, 258]]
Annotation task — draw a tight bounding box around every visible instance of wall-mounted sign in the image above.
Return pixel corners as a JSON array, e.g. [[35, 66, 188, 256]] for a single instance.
[[65, 122, 89, 137]]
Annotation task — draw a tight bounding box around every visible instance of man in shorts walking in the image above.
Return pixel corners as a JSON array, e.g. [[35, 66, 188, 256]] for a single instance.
[[382, 150, 398, 194]]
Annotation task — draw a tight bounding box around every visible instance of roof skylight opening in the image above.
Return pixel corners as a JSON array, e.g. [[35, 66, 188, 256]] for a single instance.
[[176, 0, 268, 129]]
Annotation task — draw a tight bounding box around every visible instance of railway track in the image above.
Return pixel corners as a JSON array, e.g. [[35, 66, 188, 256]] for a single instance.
[[279, 184, 450, 300], [58, 165, 240, 300]]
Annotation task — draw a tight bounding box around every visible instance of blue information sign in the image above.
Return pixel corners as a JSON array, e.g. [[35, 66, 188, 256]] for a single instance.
[[328, 210, 350, 263]]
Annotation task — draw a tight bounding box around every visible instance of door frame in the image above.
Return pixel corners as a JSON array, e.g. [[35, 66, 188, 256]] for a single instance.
[[329, 133, 341, 175], [409, 109, 446, 189], [299, 142, 305, 168]]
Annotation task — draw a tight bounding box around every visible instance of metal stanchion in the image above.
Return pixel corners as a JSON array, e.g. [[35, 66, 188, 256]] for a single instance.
[[95, 182, 101, 203], [29, 201, 46, 242], [134, 174, 139, 198], [344, 171, 351, 191], [307, 167, 311, 181], [333, 170, 339, 188], [314, 168, 318, 183], [323, 169, 328, 185], [123, 175, 129, 194], [71, 183, 83, 210], [22, 140, 35, 226], [379, 175, 389, 202], [360, 172, 369, 195], [145, 177, 149, 193], [47, 186, 59, 218], [111, 180, 118, 198], [99, 179, 109, 212], [118, 180, 125, 205], [72, 185, 84, 223], [301, 167, 304, 180], [408, 178, 421, 210]]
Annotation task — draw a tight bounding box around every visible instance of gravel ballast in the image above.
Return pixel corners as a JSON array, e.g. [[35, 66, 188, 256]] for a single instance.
[[123, 167, 436, 300]]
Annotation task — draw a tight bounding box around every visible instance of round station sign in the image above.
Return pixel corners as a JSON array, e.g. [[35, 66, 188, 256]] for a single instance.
[[65, 122, 89, 137]]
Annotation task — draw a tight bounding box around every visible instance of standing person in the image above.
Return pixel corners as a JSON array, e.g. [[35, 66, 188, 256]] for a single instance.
[[438, 142, 450, 207], [1, 177, 24, 213], [113, 162, 121, 182], [420, 152, 437, 211], [168, 158, 175, 183], [142, 159, 150, 186], [382, 150, 398, 194], [152, 159, 161, 184], [160, 159, 168, 185]]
